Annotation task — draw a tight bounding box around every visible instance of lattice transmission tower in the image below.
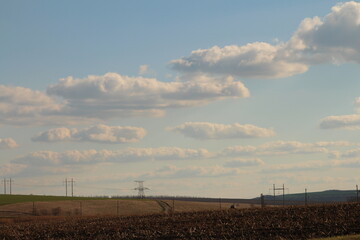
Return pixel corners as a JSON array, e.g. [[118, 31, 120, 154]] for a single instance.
[[134, 180, 149, 198]]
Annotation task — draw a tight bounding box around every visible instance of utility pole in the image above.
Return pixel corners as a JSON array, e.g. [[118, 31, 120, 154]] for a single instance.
[[273, 184, 275, 203], [357, 185, 359, 203], [63, 178, 74, 197], [282, 184, 285, 206], [68, 178, 75, 197], [2, 178, 6, 194], [261, 194, 265, 208], [305, 188, 308, 206], [9, 178, 13, 195], [64, 178, 68, 197]]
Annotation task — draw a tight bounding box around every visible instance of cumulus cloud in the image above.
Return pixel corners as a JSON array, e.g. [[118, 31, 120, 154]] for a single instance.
[[223, 158, 264, 168], [168, 122, 275, 139], [46, 72, 249, 119], [289, 1, 360, 64], [138, 64, 157, 76], [140, 165, 245, 179], [171, 1, 360, 79], [320, 114, 360, 129], [0, 138, 18, 149], [139, 64, 149, 75], [263, 161, 328, 173], [171, 42, 308, 79], [262, 158, 360, 174], [0, 72, 250, 125], [320, 98, 360, 130], [0, 163, 26, 177], [0, 85, 73, 125], [332, 159, 360, 168], [221, 141, 346, 157], [32, 124, 146, 143], [13, 147, 214, 166], [336, 148, 360, 158]]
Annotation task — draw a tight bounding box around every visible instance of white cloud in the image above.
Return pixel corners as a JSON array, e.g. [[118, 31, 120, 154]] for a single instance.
[[320, 98, 360, 130], [13, 147, 214, 167], [0, 138, 18, 149], [313, 141, 354, 147], [140, 165, 245, 179], [32, 124, 147, 143], [0, 72, 249, 126], [139, 64, 156, 76], [138, 64, 150, 75], [320, 114, 360, 129], [263, 161, 328, 173], [337, 148, 360, 158], [289, 1, 360, 64], [0, 85, 73, 126], [171, 42, 308, 79], [46, 72, 249, 119], [222, 141, 337, 157], [0, 163, 26, 177], [32, 128, 73, 142], [332, 159, 360, 168], [171, 2, 360, 79], [223, 158, 264, 168], [168, 122, 275, 139]]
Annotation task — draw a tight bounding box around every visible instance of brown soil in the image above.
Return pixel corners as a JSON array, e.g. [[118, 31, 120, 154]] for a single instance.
[[0, 199, 260, 218], [163, 200, 260, 212], [0, 199, 161, 217]]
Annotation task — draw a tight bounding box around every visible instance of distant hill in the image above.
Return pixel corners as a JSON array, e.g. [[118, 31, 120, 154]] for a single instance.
[[257, 190, 359, 205], [143, 189, 359, 206]]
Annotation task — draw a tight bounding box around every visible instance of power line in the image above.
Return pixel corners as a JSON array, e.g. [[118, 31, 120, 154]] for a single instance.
[[2, 178, 6, 194], [64, 178, 68, 197], [272, 184, 288, 206], [1, 178, 14, 195], [69, 178, 75, 197], [134, 180, 149, 198], [13, 183, 62, 188], [9, 178, 13, 195]]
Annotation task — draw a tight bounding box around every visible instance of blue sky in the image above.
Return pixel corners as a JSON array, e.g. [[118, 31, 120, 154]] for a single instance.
[[1, 0, 360, 198]]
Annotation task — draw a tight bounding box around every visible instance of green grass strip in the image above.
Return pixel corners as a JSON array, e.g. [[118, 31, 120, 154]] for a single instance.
[[0, 194, 105, 206]]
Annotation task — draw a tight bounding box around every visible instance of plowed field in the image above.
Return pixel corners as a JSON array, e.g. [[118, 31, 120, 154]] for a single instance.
[[1, 203, 360, 239]]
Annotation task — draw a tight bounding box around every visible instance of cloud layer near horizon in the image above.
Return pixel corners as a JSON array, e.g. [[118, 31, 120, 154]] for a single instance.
[[171, 1, 360, 79], [168, 122, 275, 139], [7, 140, 360, 178], [8, 140, 357, 177], [13, 147, 213, 167], [32, 124, 147, 143]]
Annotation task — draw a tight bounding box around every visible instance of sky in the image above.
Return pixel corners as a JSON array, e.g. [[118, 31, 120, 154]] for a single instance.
[[1, 0, 360, 198]]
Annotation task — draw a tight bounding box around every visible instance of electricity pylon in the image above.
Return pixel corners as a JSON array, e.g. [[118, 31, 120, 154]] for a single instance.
[[134, 180, 149, 198]]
